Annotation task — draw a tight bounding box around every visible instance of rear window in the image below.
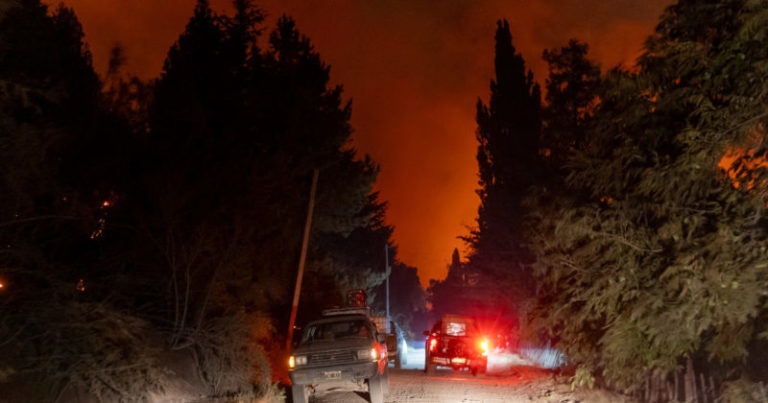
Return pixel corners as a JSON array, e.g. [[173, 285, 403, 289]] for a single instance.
[[302, 319, 374, 343], [445, 321, 467, 336]]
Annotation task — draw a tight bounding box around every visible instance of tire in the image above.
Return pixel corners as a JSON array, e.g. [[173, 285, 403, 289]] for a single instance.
[[382, 367, 390, 396], [394, 354, 402, 369], [425, 360, 436, 375], [291, 384, 308, 403], [368, 374, 385, 403], [471, 366, 479, 376]]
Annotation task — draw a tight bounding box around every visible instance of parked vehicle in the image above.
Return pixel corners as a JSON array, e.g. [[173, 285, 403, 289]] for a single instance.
[[370, 316, 408, 368], [289, 304, 390, 402], [423, 314, 489, 376]]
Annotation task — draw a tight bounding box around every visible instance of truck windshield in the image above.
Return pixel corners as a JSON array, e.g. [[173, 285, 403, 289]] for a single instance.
[[303, 319, 373, 343]]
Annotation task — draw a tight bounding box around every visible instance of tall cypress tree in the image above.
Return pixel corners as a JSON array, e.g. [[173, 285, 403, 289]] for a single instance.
[[464, 20, 541, 314]]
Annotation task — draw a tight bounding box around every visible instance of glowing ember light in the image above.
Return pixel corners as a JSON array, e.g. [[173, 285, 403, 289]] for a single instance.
[[90, 218, 106, 239], [719, 146, 768, 191], [0, 282, 4, 289], [76, 279, 86, 292], [102, 200, 110, 208]]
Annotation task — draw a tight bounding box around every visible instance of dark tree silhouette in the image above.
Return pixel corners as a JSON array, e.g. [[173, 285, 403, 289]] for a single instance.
[[540, 40, 601, 175], [456, 20, 541, 321], [428, 248, 470, 320], [0, 0, 408, 399]]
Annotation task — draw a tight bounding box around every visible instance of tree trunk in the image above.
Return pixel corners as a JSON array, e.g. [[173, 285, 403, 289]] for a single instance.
[[685, 358, 698, 403], [645, 376, 650, 402], [666, 378, 673, 402], [699, 372, 708, 403], [674, 371, 679, 402]]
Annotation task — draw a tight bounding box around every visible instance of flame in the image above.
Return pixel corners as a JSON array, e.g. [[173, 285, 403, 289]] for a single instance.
[[90, 218, 106, 239]]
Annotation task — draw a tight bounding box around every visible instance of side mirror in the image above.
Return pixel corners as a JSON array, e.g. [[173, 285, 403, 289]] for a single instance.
[[423, 331, 430, 336]]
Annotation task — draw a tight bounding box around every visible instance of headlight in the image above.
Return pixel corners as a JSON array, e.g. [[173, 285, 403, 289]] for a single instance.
[[358, 348, 379, 360], [480, 338, 489, 356], [289, 355, 308, 368]]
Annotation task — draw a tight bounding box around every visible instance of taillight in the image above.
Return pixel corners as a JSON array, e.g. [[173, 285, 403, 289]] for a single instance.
[[429, 338, 437, 353], [479, 338, 489, 356]]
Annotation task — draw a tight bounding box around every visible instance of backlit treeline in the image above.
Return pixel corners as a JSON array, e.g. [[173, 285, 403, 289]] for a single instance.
[[0, 0, 425, 401]]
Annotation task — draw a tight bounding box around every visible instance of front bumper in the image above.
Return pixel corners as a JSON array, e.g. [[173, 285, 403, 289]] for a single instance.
[[290, 361, 379, 385]]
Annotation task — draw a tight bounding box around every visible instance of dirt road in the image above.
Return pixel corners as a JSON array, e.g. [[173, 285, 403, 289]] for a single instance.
[[307, 349, 631, 403]]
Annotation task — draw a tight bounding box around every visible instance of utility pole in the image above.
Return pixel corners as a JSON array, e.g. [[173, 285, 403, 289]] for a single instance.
[[286, 169, 319, 351], [385, 243, 390, 333]]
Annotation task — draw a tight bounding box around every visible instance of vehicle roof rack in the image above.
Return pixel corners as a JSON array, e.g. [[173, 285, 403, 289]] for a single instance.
[[321, 306, 371, 317]]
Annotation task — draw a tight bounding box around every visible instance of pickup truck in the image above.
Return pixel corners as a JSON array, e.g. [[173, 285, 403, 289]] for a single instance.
[[289, 308, 390, 403], [423, 314, 489, 376]]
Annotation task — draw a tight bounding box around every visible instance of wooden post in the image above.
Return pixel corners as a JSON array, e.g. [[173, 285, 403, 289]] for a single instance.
[[286, 169, 319, 351], [385, 243, 390, 333]]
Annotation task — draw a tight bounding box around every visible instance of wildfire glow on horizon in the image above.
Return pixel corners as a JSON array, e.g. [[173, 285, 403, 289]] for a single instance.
[[49, 0, 673, 287]]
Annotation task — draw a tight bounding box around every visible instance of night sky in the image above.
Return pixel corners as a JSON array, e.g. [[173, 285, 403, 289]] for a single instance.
[[52, 0, 672, 287]]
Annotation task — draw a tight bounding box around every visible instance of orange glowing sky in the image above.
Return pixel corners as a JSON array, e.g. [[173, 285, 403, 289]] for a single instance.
[[49, 0, 672, 288]]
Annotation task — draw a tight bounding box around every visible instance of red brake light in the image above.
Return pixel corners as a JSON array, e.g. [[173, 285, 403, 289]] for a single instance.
[[429, 338, 437, 353]]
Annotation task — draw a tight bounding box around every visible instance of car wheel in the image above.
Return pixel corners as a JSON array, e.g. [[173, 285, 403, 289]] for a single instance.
[[425, 360, 436, 375], [382, 367, 390, 396], [471, 366, 479, 376], [291, 384, 308, 403], [368, 374, 385, 403]]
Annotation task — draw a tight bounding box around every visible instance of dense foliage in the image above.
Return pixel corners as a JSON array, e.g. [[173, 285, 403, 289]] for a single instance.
[[527, 0, 768, 398]]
